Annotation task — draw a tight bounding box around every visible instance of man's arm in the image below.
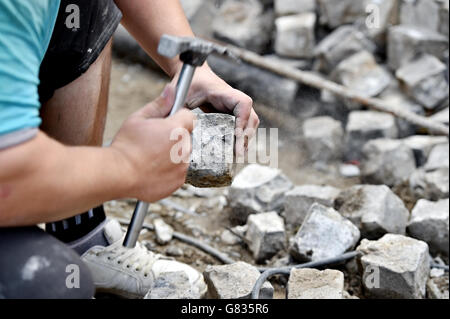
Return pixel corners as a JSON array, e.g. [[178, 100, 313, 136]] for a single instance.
[[0, 98, 195, 227], [114, 0, 193, 77]]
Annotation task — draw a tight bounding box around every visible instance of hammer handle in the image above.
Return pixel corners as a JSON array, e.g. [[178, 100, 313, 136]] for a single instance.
[[123, 63, 196, 248]]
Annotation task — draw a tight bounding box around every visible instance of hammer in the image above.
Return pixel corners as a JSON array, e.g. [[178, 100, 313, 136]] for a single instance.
[[123, 35, 235, 248]]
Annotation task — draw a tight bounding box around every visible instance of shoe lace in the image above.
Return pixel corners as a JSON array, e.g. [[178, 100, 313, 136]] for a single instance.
[[99, 241, 165, 277]]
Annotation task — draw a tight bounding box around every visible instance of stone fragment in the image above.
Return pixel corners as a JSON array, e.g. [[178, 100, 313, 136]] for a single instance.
[[335, 185, 409, 239], [333, 51, 391, 99], [409, 167, 450, 200], [212, 0, 273, 53], [179, 0, 218, 37], [153, 218, 174, 245], [228, 164, 294, 224], [339, 164, 361, 178], [357, 234, 430, 299], [403, 135, 448, 167], [287, 268, 345, 299], [396, 55, 449, 110], [430, 107, 449, 126], [427, 275, 449, 299], [399, 0, 441, 33], [275, 0, 316, 16], [361, 139, 416, 186], [315, 25, 376, 74], [439, 0, 449, 36], [275, 13, 316, 58], [144, 272, 201, 299], [283, 185, 341, 229], [424, 143, 449, 171], [245, 212, 286, 263], [317, 0, 366, 28], [387, 25, 448, 70], [186, 113, 235, 188], [408, 198, 449, 255], [289, 204, 360, 262], [379, 92, 425, 138], [303, 116, 344, 163], [220, 229, 242, 246], [203, 262, 274, 299], [345, 111, 398, 161], [165, 246, 184, 257]]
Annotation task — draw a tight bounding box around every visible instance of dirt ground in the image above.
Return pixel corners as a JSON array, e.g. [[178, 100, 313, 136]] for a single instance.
[[103, 56, 364, 299]]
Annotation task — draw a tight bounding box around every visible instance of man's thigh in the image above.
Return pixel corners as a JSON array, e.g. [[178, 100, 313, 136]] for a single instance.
[[0, 226, 94, 298], [40, 39, 113, 147]]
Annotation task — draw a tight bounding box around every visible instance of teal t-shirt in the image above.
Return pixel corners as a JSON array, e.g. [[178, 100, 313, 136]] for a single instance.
[[0, 0, 60, 139]]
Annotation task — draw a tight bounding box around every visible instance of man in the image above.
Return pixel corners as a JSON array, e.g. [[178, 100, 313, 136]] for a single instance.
[[0, 0, 259, 298]]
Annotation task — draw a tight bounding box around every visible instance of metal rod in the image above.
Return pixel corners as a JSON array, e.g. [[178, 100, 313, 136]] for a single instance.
[[123, 63, 196, 248], [123, 201, 149, 247]]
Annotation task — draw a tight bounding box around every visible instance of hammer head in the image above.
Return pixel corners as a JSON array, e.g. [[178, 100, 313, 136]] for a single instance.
[[158, 34, 235, 67]]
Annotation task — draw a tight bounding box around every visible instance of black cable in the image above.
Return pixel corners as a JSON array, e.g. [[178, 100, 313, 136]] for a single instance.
[[251, 251, 361, 299]]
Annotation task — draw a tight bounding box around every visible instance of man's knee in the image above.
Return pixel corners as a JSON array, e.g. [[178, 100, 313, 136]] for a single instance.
[[0, 226, 94, 299]]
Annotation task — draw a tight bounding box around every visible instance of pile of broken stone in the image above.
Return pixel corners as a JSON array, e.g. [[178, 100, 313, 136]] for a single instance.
[[177, 0, 449, 300]]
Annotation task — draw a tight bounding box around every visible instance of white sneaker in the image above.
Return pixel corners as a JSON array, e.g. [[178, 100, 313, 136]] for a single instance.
[[81, 219, 207, 299]]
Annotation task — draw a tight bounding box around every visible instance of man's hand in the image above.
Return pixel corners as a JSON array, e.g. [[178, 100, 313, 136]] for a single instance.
[[165, 66, 260, 156], [0, 96, 195, 226], [111, 95, 195, 202]]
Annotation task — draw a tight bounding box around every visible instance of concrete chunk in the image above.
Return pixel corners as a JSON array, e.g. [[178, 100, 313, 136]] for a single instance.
[[317, 0, 366, 28], [144, 272, 201, 299], [380, 93, 425, 138], [275, 13, 316, 58], [245, 212, 286, 263], [409, 167, 450, 200], [228, 164, 294, 224], [275, 0, 316, 16], [387, 25, 448, 70], [430, 107, 449, 126], [186, 113, 235, 188], [283, 185, 341, 229], [315, 25, 376, 74], [396, 55, 449, 109], [403, 135, 448, 167], [345, 111, 398, 161], [287, 268, 345, 299], [427, 275, 449, 299], [290, 204, 360, 262], [408, 198, 449, 256], [153, 218, 174, 245], [212, 0, 273, 53], [424, 143, 449, 171], [203, 262, 274, 299], [303, 116, 344, 163], [361, 139, 416, 186], [333, 51, 391, 99], [400, 0, 441, 33], [357, 234, 430, 299], [335, 185, 410, 239]]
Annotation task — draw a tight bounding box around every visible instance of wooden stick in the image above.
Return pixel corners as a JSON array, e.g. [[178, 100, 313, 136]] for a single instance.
[[224, 44, 449, 137]]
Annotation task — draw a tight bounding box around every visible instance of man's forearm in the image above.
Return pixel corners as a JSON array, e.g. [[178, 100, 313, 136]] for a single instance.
[[115, 0, 195, 77], [0, 132, 131, 227]]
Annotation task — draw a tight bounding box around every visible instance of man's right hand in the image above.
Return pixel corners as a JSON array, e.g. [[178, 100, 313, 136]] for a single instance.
[[0, 95, 195, 226], [111, 95, 195, 203]]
